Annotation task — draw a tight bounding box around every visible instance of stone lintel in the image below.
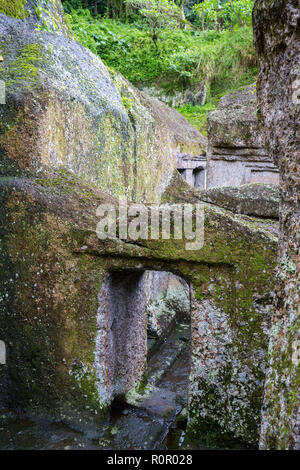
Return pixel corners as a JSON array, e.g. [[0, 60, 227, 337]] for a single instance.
[[210, 154, 273, 163], [176, 154, 207, 171]]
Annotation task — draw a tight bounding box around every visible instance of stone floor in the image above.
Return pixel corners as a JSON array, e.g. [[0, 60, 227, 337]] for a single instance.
[[0, 322, 194, 450]]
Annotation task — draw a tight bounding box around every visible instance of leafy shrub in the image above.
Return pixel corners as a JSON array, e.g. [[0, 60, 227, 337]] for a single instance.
[[193, 0, 254, 30], [68, 8, 256, 89]]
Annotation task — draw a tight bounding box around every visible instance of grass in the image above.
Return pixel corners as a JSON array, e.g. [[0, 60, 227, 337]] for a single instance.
[[177, 71, 257, 135], [176, 103, 217, 135], [66, 8, 258, 134]]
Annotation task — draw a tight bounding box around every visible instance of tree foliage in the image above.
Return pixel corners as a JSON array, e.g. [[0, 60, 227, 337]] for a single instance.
[[62, 0, 254, 30], [124, 0, 183, 46], [193, 0, 254, 30], [69, 8, 256, 88], [66, 1, 257, 134], [62, 0, 127, 18]]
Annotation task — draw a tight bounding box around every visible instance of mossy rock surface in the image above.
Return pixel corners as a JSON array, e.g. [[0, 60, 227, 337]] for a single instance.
[[0, 11, 205, 204], [0, 170, 277, 444], [0, 0, 29, 19], [0, 0, 281, 447], [207, 84, 263, 149], [0, 0, 71, 35], [196, 183, 279, 219], [163, 172, 279, 227], [253, 0, 300, 450]]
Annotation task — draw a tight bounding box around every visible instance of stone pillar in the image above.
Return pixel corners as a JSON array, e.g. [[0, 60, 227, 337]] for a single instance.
[[253, 0, 300, 450], [185, 169, 194, 187], [96, 271, 148, 402]]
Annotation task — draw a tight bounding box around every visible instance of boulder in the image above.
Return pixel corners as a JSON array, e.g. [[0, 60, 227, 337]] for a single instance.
[[197, 183, 279, 219], [195, 85, 207, 106], [208, 84, 261, 149], [184, 89, 195, 106], [0, 10, 205, 204], [163, 173, 280, 223]]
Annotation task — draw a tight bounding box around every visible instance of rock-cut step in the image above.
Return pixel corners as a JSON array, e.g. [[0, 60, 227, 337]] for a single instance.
[[126, 322, 190, 423], [146, 322, 190, 387]]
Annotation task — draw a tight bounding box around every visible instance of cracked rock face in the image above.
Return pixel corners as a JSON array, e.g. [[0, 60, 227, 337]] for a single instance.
[[253, 0, 300, 450]]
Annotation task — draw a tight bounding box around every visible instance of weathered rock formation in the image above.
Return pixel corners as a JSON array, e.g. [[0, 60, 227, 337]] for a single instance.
[[197, 183, 279, 219], [206, 85, 279, 188], [0, 2, 205, 204], [0, 170, 278, 444], [253, 0, 300, 450], [164, 171, 280, 221], [0, 0, 282, 449]]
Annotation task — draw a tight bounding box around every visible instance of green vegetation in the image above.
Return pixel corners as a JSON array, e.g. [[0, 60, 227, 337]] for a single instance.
[[0, 0, 29, 19], [63, 0, 257, 133], [66, 8, 256, 86], [177, 102, 217, 134], [125, 0, 183, 48], [193, 0, 254, 30]]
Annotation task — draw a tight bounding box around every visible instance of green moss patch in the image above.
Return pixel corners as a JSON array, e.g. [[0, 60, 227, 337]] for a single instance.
[[5, 43, 44, 90], [0, 0, 29, 19]]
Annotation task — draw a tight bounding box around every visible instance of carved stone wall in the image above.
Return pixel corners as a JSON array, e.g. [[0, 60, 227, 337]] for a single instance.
[[253, 0, 300, 450], [206, 85, 279, 188]]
